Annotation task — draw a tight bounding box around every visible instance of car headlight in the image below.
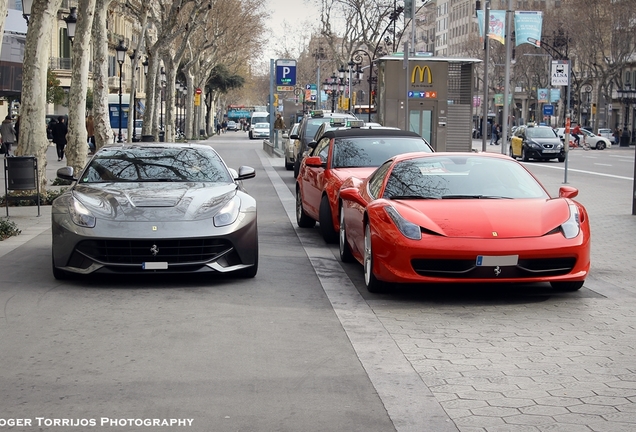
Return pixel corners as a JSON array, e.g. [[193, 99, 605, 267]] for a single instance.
[[69, 196, 96, 228], [214, 196, 240, 227], [385, 206, 421, 240], [561, 204, 581, 239]]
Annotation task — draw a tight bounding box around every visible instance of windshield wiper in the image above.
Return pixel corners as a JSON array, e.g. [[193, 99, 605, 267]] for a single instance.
[[441, 194, 511, 199], [389, 195, 439, 200]]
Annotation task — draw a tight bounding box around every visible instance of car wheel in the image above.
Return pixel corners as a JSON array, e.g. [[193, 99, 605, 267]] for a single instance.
[[558, 155, 565, 162], [293, 159, 300, 178], [550, 280, 584, 291], [522, 147, 530, 162], [296, 187, 316, 228], [596, 141, 606, 150], [364, 224, 385, 293], [509, 145, 516, 159], [284, 156, 293, 170], [319, 195, 338, 243], [339, 204, 354, 263]]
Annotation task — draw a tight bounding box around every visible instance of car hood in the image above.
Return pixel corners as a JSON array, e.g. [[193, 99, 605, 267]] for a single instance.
[[72, 182, 237, 221], [394, 198, 570, 238]]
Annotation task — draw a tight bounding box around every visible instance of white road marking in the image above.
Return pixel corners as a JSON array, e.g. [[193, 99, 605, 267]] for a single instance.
[[524, 163, 633, 180]]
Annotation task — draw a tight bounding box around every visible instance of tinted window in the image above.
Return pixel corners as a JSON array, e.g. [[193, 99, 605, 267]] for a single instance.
[[368, 161, 393, 199], [527, 128, 558, 138], [331, 137, 432, 169], [80, 147, 233, 184]]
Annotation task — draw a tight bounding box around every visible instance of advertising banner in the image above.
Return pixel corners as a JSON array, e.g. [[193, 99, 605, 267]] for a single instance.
[[550, 88, 561, 103], [537, 88, 549, 103], [477, 10, 506, 44], [515, 11, 543, 47]]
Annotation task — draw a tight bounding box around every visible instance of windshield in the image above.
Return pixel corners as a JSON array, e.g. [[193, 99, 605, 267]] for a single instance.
[[382, 156, 549, 199], [527, 128, 558, 139], [80, 147, 233, 184], [331, 137, 432, 168], [254, 123, 269, 128]]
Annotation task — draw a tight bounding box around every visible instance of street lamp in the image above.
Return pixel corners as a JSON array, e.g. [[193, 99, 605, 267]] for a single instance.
[[129, 49, 138, 141], [160, 67, 166, 134], [64, 7, 77, 44], [21, 0, 33, 24], [115, 40, 127, 143], [142, 58, 149, 75]]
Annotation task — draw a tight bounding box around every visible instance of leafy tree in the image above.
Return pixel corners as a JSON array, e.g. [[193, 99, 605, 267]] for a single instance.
[[46, 68, 66, 105]]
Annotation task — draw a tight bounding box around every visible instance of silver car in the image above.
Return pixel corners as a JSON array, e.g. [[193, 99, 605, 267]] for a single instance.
[[51, 143, 258, 279]]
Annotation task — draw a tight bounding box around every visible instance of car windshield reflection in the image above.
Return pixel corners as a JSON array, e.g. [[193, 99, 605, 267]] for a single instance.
[[80, 147, 233, 183], [382, 156, 550, 200], [332, 137, 432, 168]]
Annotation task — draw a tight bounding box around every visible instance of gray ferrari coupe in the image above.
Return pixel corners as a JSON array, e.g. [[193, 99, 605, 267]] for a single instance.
[[51, 143, 258, 279]]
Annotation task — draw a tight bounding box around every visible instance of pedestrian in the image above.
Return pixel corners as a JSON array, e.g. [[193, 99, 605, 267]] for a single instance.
[[0, 115, 17, 157], [274, 113, 285, 130], [494, 123, 501, 145], [86, 115, 95, 154], [216, 122, 222, 135], [221, 120, 228, 133], [51, 115, 68, 161], [613, 128, 620, 145]]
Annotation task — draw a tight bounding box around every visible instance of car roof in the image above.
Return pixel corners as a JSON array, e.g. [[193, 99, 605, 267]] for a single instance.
[[320, 129, 422, 139], [391, 151, 513, 164], [100, 142, 215, 151]]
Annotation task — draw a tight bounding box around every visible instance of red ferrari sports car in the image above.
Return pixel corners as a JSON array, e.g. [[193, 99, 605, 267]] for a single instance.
[[338, 152, 591, 292], [296, 128, 433, 243]]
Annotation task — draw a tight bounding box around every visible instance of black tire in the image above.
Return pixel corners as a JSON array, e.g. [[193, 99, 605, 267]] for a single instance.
[[522, 147, 530, 162], [558, 156, 565, 162], [364, 224, 385, 293], [550, 281, 584, 291], [509, 145, 516, 159], [596, 141, 606, 150], [339, 204, 354, 263], [293, 159, 300, 178], [296, 187, 316, 228], [285, 156, 293, 170], [319, 195, 338, 243]]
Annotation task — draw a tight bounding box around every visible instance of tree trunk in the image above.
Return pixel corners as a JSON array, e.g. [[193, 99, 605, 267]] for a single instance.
[[0, 0, 8, 45], [66, 0, 96, 174], [92, 0, 113, 150], [16, 0, 64, 191]]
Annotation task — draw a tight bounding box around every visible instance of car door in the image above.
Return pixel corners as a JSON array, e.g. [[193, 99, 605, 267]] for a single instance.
[[510, 126, 524, 157], [302, 136, 332, 217]]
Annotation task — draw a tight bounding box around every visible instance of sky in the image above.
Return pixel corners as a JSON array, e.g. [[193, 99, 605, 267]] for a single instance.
[[262, 0, 322, 62]]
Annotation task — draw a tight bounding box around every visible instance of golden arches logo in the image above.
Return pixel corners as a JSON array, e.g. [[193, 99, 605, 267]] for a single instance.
[[411, 65, 433, 84]]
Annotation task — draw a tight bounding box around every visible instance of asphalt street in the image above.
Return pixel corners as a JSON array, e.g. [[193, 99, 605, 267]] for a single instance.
[[1, 135, 636, 432]]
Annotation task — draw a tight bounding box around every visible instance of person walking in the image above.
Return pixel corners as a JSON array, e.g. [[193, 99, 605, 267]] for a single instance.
[[86, 115, 95, 154], [51, 116, 68, 161], [274, 113, 285, 130], [0, 116, 17, 157]]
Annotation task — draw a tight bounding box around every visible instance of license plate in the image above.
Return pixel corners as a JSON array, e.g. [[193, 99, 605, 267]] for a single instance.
[[143, 262, 168, 270], [476, 255, 518, 266], [542, 149, 559, 153]]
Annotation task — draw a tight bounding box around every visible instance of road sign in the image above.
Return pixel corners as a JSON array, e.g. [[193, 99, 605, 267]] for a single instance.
[[276, 86, 294, 92], [551, 60, 569, 86], [543, 104, 554, 116], [275, 59, 297, 86], [195, 88, 202, 94]]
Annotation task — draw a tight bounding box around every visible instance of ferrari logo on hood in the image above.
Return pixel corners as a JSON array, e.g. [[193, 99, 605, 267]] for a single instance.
[[492, 232, 498, 237]]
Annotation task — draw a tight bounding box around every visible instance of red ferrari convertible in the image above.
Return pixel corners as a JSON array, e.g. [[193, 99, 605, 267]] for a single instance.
[[296, 127, 432, 243], [338, 152, 591, 292]]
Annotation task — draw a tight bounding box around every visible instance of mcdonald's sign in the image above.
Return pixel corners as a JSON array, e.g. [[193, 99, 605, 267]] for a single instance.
[[411, 65, 433, 84]]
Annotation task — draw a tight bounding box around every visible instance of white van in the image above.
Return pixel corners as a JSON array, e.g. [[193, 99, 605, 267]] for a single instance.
[[249, 111, 269, 139]]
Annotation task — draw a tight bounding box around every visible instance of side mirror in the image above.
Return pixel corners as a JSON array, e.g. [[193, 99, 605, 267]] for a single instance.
[[339, 187, 365, 206], [290, 134, 299, 140], [56, 166, 77, 182], [305, 156, 324, 168], [237, 166, 256, 180], [308, 141, 317, 149], [558, 186, 578, 199]]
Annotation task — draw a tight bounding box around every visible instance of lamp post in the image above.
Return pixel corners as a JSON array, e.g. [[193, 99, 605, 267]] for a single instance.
[[129, 50, 138, 141], [64, 8, 77, 44], [160, 68, 166, 135], [115, 40, 127, 143], [351, 50, 373, 121], [176, 82, 183, 134], [21, 0, 33, 24]]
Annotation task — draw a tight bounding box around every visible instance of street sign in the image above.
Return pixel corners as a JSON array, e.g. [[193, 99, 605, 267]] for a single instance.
[[195, 88, 202, 94], [276, 86, 294, 92], [543, 104, 554, 116], [551, 60, 569, 86], [275, 59, 297, 86]]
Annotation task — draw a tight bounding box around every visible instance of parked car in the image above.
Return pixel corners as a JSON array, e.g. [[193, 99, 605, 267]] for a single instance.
[[51, 143, 258, 279], [290, 110, 358, 177], [338, 152, 591, 293], [597, 128, 612, 140], [296, 127, 433, 243], [510, 124, 565, 162], [554, 127, 611, 150], [283, 123, 300, 171], [251, 122, 270, 139]]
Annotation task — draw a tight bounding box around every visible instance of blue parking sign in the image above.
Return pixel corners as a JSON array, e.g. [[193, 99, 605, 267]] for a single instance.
[[276, 59, 297, 86]]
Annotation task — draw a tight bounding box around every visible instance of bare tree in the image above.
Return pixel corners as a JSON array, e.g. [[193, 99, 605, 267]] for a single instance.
[[91, 0, 114, 152]]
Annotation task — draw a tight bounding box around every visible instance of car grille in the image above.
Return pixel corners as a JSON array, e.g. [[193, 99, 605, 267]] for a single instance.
[[74, 238, 233, 266], [411, 257, 576, 279]]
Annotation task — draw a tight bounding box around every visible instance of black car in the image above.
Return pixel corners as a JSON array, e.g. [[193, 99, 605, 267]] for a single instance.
[[509, 125, 565, 162]]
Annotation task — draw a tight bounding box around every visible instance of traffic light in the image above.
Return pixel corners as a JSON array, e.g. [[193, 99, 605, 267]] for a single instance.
[[592, 103, 597, 115], [273, 94, 279, 107]]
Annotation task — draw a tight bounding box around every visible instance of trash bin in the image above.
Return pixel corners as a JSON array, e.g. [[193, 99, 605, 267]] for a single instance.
[[141, 135, 154, 142], [159, 131, 165, 142]]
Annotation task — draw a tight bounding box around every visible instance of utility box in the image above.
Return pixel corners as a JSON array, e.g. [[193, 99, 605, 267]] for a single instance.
[[376, 54, 481, 152]]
